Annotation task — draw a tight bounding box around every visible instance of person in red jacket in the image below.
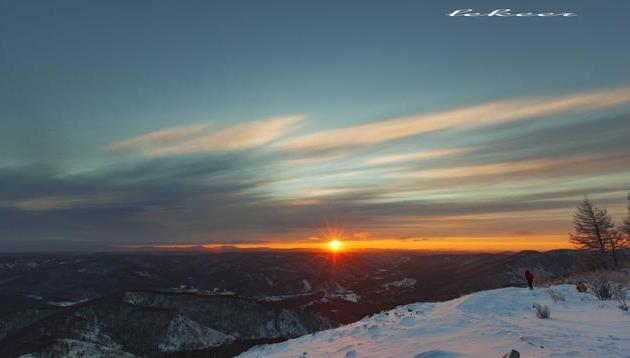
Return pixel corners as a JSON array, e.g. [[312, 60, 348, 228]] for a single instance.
[[525, 270, 534, 290]]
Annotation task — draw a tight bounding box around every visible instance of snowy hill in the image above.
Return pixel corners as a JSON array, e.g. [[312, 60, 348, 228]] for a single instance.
[[240, 285, 630, 358]]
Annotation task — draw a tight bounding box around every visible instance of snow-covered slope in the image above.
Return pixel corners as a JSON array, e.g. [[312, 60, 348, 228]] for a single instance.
[[240, 285, 630, 358]]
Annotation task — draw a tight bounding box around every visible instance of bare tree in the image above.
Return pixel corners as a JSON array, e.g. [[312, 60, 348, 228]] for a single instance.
[[569, 199, 614, 255], [608, 229, 628, 269]]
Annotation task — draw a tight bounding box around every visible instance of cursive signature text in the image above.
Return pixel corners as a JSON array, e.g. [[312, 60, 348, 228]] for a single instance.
[[448, 9, 577, 17]]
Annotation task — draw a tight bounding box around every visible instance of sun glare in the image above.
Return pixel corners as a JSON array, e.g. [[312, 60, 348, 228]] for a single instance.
[[327, 239, 343, 251]]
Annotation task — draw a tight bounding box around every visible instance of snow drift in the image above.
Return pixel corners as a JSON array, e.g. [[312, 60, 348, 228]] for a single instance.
[[240, 285, 630, 357]]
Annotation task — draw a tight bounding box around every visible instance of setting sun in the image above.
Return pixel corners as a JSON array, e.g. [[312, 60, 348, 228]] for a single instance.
[[327, 240, 343, 251]]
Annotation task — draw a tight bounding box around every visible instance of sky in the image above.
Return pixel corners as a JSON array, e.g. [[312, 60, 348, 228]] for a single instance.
[[1, 0, 630, 251]]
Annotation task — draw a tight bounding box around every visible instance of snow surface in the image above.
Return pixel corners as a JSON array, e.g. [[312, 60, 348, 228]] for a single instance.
[[240, 285, 630, 358]]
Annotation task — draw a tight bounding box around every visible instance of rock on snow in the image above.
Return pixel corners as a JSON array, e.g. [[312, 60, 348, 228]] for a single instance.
[[240, 285, 630, 357]]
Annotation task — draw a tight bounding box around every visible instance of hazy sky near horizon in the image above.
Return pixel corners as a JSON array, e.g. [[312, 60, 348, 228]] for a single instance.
[[1, 0, 630, 251]]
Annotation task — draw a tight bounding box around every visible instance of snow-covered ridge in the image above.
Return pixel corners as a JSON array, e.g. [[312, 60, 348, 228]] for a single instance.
[[240, 285, 630, 358]]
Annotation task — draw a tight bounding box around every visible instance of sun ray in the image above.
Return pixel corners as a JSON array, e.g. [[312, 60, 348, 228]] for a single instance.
[[327, 239, 343, 251]]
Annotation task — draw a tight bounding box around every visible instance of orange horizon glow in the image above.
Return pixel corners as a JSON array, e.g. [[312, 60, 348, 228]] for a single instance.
[[143, 235, 575, 253], [327, 239, 343, 251]]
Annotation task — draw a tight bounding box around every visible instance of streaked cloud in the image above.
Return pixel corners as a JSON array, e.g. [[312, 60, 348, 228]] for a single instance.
[[305, 187, 362, 198], [279, 153, 348, 166], [353, 231, 371, 240], [108, 115, 305, 155], [107, 123, 211, 152], [391, 158, 558, 179], [1, 152, 628, 250], [12, 193, 122, 211], [365, 147, 474, 165], [275, 88, 630, 152], [4, 88, 630, 251]]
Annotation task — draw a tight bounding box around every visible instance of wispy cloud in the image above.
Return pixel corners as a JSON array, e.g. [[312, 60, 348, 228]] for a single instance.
[[353, 231, 371, 240], [275, 88, 630, 152], [365, 147, 474, 165], [107, 123, 211, 152], [108, 115, 305, 155], [381, 153, 630, 185], [303, 187, 366, 198], [279, 153, 348, 166], [391, 158, 558, 179], [12, 193, 123, 211], [5, 87, 630, 250]]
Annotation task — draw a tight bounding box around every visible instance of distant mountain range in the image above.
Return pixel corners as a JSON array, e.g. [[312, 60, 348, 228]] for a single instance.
[[0, 249, 626, 357]]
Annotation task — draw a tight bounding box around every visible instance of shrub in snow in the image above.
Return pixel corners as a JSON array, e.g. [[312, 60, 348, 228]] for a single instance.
[[502, 349, 520, 358], [612, 285, 629, 311], [533, 303, 550, 319], [582, 270, 630, 301], [589, 276, 613, 300], [547, 288, 565, 303]]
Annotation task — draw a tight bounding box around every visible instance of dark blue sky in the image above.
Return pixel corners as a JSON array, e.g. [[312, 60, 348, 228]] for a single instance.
[[1, 0, 629, 250]]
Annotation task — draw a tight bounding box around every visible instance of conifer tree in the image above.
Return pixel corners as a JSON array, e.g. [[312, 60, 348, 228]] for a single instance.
[[569, 199, 614, 254]]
